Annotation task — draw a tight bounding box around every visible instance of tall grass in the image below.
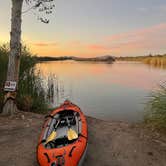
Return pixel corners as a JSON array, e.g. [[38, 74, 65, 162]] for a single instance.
[[117, 54, 166, 68], [143, 56, 166, 68], [0, 44, 9, 110], [145, 84, 166, 131], [0, 44, 48, 113]]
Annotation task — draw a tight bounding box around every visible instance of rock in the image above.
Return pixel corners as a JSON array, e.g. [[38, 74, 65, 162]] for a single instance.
[[28, 118, 32, 123], [21, 114, 25, 120], [25, 123, 30, 127]]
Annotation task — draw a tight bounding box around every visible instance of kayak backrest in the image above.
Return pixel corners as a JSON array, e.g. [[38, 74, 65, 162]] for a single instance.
[[42, 118, 52, 141], [47, 118, 57, 138]]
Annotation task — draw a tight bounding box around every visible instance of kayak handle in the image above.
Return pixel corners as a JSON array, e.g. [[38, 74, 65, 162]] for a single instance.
[[43, 153, 50, 163], [69, 146, 76, 157]]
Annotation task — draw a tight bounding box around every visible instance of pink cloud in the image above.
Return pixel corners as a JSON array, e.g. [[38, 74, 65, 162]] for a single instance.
[[107, 23, 166, 42], [102, 23, 166, 55], [69, 40, 82, 47], [71, 40, 81, 45]]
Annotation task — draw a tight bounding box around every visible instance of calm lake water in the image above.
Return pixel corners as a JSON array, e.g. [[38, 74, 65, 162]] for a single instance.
[[36, 61, 166, 122]]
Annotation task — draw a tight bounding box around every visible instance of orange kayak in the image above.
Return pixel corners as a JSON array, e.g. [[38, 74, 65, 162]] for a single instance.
[[37, 100, 88, 166]]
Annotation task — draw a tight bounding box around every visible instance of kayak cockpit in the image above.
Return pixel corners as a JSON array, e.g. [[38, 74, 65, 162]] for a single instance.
[[42, 110, 82, 149]]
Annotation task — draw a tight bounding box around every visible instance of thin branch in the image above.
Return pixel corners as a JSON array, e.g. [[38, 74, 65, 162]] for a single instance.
[[24, 0, 56, 23]]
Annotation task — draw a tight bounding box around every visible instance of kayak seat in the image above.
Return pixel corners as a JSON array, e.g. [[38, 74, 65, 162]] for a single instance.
[[70, 117, 76, 125], [68, 115, 76, 125], [57, 118, 68, 128], [56, 116, 76, 128]]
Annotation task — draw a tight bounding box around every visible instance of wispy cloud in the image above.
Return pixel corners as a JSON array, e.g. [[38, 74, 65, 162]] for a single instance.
[[158, 5, 166, 12], [88, 44, 109, 51], [137, 5, 166, 13], [87, 23, 166, 56], [107, 23, 166, 41], [137, 7, 148, 12], [32, 42, 57, 47], [31, 23, 166, 57]]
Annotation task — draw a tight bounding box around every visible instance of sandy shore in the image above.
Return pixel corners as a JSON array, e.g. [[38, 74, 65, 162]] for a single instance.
[[0, 112, 166, 166]]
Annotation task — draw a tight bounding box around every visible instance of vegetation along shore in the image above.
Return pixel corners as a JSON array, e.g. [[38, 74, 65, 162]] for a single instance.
[[0, 43, 166, 165], [116, 54, 166, 68], [0, 43, 166, 130], [0, 44, 49, 113], [37, 55, 115, 62]]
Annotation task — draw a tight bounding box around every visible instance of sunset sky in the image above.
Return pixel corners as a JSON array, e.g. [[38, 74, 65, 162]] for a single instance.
[[0, 0, 166, 57]]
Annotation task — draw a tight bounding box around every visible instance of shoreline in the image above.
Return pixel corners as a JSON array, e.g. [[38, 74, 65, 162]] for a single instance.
[[0, 111, 166, 166]]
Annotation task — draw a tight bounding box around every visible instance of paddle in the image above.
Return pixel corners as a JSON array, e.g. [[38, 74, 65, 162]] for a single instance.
[[66, 117, 78, 141], [45, 119, 60, 144]]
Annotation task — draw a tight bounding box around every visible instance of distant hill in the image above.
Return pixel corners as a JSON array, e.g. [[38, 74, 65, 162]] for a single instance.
[[72, 55, 115, 62]]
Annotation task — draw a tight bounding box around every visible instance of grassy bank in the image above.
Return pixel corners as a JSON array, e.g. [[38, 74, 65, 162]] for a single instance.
[[37, 56, 72, 61], [0, 44, 9, 109], [145, 84, 166, 132], [0, 44, 49, 113], [37, 55, 115, 62], [143, 56, 166, 67], [117, 54, 166, 68]]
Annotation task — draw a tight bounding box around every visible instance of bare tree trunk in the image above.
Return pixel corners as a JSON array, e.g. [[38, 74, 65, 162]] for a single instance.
[[2, 0, 23, 115]]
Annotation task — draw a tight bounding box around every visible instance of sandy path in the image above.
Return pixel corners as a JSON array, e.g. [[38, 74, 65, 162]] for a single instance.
[[0, 112, 166, 166]]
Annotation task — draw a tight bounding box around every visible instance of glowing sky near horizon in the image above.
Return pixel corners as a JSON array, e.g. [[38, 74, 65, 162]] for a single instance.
[[0, 0, 166, 57]]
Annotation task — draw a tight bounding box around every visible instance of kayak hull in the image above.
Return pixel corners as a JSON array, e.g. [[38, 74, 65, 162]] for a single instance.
[[37, 101, 88, 166]]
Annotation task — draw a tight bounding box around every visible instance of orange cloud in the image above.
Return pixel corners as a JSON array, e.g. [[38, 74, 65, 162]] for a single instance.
[[88, 44, 109, 51], [105, 23, 166, 55], [107, 23, 166, 42], [32, 42, 57, 47], [30, 23, 166, 57], [70, 40, 81, 45]]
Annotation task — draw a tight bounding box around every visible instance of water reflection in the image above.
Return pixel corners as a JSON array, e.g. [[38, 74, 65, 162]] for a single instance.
[[35, 61, 166, 122], [146, 63, 166, 69]]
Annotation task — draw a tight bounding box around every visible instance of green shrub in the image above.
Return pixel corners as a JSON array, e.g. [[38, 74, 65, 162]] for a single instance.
[[145, 85, 166, 131], [0, 44, 9, 110], [0, 44, 48, 113]]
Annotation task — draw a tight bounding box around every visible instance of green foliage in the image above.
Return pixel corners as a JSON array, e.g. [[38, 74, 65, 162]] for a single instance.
[[145, 85, 166, 131], [0, 44, 9, 109], [0, 44, 48, 113]]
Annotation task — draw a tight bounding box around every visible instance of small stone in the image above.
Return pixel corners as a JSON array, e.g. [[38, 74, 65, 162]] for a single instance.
[[21, 115, 25, 120], [26, 123, 30, 127], [28, 118, 32, 123]]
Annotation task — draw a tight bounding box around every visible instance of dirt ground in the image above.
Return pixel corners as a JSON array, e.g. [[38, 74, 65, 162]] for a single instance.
[[0, 112, 166, 166]]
